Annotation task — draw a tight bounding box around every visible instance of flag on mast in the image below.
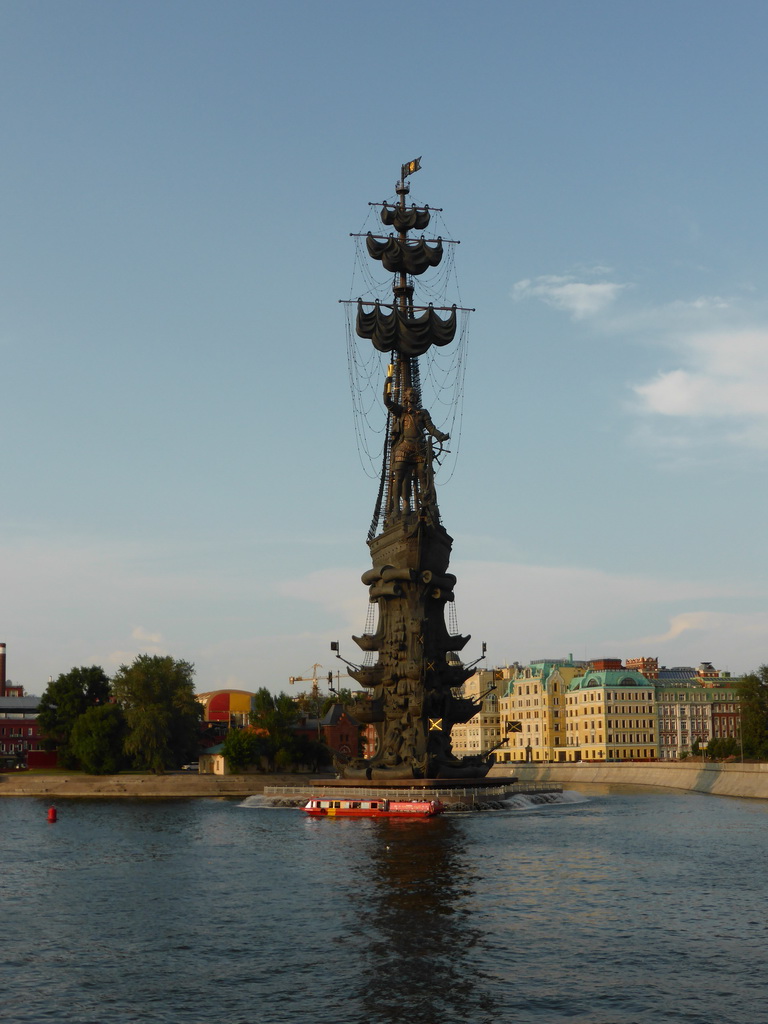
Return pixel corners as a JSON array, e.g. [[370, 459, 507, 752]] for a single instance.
[[401, 157, 422, 179]]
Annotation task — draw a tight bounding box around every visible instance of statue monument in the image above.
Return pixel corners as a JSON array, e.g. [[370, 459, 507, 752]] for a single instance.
[[336, 160, 494, 780]]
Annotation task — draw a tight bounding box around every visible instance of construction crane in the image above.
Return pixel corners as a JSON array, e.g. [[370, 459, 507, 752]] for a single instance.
[[288, 664, 324, 700], [289, 665, 351, 701]]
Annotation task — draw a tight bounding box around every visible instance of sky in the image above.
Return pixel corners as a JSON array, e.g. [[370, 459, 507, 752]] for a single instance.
[[2, 0, 768, 695]]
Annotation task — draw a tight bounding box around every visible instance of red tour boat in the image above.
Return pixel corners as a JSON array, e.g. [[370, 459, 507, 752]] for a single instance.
[[302, 797, 444, 818]]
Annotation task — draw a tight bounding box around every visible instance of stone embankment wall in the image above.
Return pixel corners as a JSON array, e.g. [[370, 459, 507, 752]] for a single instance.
[[0, 773, 318, 798], [4, 764, 768, 800], [491, 761, 768, 800]]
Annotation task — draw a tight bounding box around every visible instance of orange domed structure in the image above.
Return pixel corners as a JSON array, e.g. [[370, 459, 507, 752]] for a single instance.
[[196, 689, 254, 727]]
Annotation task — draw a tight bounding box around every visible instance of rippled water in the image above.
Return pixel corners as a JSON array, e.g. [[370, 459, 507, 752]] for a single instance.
[[2, 787, 767, 1024]]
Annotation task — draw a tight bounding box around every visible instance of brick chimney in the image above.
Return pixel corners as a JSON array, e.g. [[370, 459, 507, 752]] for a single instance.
[[0, 642, 6, 698]]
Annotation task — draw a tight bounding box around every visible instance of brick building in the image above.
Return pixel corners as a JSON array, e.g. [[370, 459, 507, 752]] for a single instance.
[[0, 643, 43, 767]]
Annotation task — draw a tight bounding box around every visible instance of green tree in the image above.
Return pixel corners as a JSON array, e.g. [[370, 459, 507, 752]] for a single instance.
[[112, 655, 201, 772], [707, 736, 739, 760], [294, 732, 332, 772], [293, 689, 324, 718], [273, 742, 298, 771], [736, 668, 768, 759], [37, 666, 111, 768], [69, 704, 128, 774], [249, 688, 299, 770], [221, 728, 268, 773]]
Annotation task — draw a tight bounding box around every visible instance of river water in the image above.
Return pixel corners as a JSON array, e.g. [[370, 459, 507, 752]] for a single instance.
[[2, 786, 767, 1024]]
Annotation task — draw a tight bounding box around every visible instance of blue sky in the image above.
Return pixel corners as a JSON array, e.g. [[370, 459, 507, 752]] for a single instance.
[[2, 0, 768, 694]]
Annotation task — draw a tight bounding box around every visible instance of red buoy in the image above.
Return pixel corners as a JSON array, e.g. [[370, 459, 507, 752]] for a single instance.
[[47, 806, 57, 823]]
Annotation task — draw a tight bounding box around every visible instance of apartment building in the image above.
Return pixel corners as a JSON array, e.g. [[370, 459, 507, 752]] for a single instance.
[[456, 654, 743, 764], [655, 672, 742, 759], [497, 657, 586, 763], [450, 667, 513, 760], [565, 661, 657, 761]]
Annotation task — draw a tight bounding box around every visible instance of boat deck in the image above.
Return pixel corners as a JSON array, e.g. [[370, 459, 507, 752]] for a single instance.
[[265, 779, 562, 809]]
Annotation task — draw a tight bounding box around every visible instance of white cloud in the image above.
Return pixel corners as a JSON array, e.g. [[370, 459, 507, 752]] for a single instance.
[[511, 273, 768, 454], [98, 628, 167, 670], [683, 296, 730, 311], [3, 528, 763, 693], [131, 626, 164, 645], [634, 610, 768, 672], [512, 273, 627, 319], [632, 329, 768, 443], [453, 561, 765, 675], [279, 559, 764, 676], [637, 611, 731, 644], [454, 559, 727, 643]]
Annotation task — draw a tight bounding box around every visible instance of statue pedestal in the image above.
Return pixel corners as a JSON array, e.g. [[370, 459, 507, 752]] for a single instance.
[[311, 776, 516, 791]]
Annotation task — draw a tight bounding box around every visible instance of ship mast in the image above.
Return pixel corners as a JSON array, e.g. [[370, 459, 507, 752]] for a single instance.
[[386, 159, 421, 521], [393, 161, 416, 398]]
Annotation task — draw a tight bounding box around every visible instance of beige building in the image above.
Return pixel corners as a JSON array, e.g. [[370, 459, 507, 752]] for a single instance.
[[496, 658, 663, 762], [497, 658, 586, 763], [488, 656, 740, 763], [565, 663, 657, 761], [450, 667, 512, 759], [628, 662, 742, 760], [655, 675, 742, 759]]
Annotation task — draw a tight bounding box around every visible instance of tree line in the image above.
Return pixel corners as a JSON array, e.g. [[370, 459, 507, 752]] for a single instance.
[[681, 668, 768, 760], [220, 688, 335, 773], [735, 667, 768, 759], [42, 658, 768, 773], [38, 655, 201, 774], [38, 661, 347, 774], [220, 686, 359, 772]]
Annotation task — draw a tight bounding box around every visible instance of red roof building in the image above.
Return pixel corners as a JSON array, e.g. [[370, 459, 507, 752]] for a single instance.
[[0, 643, 44, 767]]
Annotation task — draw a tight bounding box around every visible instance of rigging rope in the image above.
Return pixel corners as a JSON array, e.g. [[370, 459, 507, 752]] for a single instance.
[[361, 600, 377, 667], [345, 195, 471, 508], [447, 596, 459, 640]]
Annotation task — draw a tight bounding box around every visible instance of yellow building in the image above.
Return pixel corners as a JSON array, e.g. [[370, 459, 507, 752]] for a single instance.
[[450, 668, 513, 759], [497, 658, 659, 762], [565, 663, 657, 761], [498, 658, 586, 763]]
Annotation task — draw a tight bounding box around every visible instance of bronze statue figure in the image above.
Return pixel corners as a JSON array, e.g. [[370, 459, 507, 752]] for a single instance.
[[383, 379, 448, 518]]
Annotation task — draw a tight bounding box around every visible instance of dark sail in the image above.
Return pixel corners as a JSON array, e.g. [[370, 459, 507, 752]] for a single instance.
[[365, 233, 443, 275], [356, 299, 457, 356], [380, 203, 431, 233]]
